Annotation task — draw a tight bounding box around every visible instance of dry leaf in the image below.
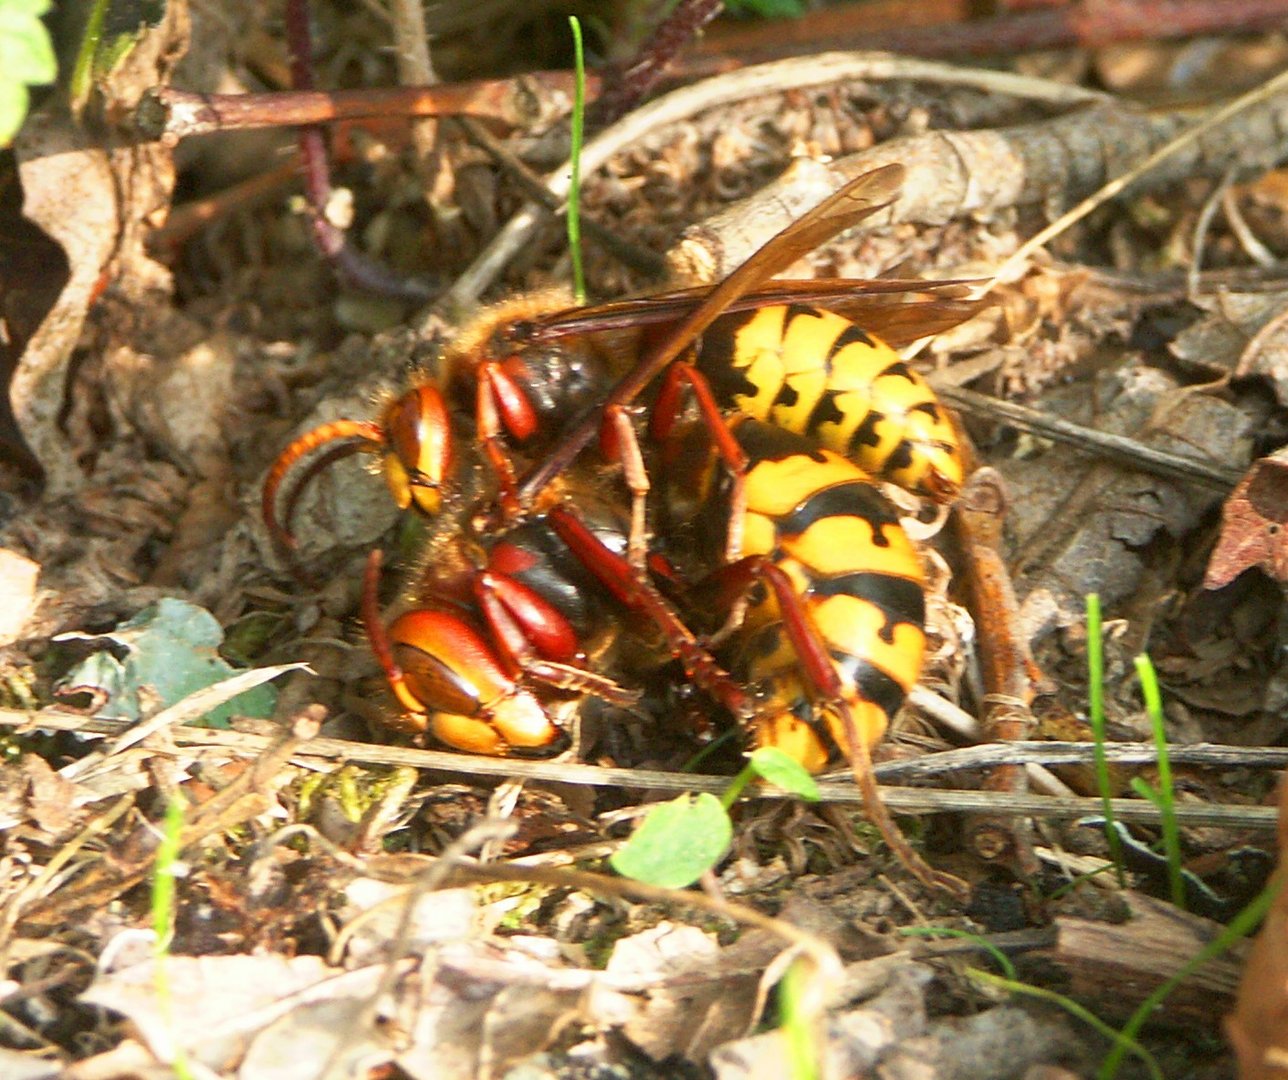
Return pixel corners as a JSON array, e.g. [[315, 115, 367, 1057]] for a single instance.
[[1226, 777, 1288, 1079], [1205, 449, 1288, 589], [0, 548, 39, 645]]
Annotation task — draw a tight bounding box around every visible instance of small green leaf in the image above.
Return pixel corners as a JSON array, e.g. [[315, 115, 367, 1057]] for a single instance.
[[0, 0, 55, 146], [610, 793, 732, 888], [54, 598, 279, 728], [724, 0, 805, 16], [0, 77, 28, 145], [747, 746, 819, 800]]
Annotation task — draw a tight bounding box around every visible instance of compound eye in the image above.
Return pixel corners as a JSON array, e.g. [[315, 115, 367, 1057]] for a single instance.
[[392, 641, 483, 717]]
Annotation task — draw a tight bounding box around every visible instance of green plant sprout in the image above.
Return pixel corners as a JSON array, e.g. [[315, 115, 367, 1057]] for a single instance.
[[1127, 653, 1185, 909], [151, 798, 193, 1080], [610, 747, 818, 888], [566, 15, 587, 304], [0, 0, 56, 146], [1086, 594, 1126, 885], [779, 958, 820, 1080]]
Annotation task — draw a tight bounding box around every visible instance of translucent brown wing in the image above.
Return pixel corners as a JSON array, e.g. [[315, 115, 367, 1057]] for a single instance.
[[515, 277, 986, 351], [518, 164, 912, 502]]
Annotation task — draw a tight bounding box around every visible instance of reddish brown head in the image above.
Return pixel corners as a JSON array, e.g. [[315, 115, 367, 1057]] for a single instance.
[[261, 384, 453, 552], [379, 385, 453, 518]]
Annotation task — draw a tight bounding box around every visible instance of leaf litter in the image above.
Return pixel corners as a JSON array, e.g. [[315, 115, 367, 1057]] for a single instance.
[[7, 4, 1288, 1078]]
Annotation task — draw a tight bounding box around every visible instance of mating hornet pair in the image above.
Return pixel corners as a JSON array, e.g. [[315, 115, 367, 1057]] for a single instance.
[[263, 163, 976, 775]]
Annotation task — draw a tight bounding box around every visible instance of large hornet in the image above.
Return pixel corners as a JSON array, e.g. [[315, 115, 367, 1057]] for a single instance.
[[261, 165, 978, 787]]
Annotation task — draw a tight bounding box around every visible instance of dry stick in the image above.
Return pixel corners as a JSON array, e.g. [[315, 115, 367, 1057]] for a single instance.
[[437, 51, 1110, 313], [988, 64, 1288, 289], [408, 859, 845, 1001], [4, 708, 1275, 831], [0, 794, 134, 957], [137, 76, 590, 142], [931, 384, 1243, 493], [950, 468, 1040, 876], [283, 0, 433, 301], [674, 92, 1288, 285], [387, 0, 440, 173], [10, 709, 323, 932]]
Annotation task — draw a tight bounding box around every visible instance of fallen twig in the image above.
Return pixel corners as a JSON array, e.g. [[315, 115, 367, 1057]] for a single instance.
[[136, 74, 592, 143], [3, 707, 1276, 831], [932, 384, 1244, 493]]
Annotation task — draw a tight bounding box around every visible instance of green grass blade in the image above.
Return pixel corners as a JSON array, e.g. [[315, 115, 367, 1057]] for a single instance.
[[969, 969, 1162, 1080], [899, 926, 1017, 981], [1086, 594, 1126, 885], [1134, 654, 1184, 909], [779, 959, 820, 1080], [566, 15, 586, 304], [151, 798, 193, 1080]]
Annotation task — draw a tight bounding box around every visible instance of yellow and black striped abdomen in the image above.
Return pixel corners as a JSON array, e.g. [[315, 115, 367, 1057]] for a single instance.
[[696, 304, 963, 500], [729, 420, 926, 771]]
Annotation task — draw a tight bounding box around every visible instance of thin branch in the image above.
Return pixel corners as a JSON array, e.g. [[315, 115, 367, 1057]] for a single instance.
[[136, 74, 594, 142], [932, 384, 1244, 493], [455, 115, 666, 277], [3, 707, 1277, 831], [686, 0, 1288, 70], [284, 0, 434, 301], [438, 51, 1109, 313]]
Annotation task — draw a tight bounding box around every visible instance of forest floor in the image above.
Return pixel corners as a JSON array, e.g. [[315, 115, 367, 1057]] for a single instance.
[[5, 2, 1288, 1078]]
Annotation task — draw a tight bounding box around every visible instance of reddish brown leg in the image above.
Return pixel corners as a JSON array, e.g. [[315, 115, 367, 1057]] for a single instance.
[[705, 555, 970, 900], [603, 404, 652, 570], [360, 549, 424, 715], [706, 556, 841, 700], [473, 570, 640, 705], [476, 361, 539, 520], [651, 360, 749, 564], [546, 504, 754, 720]]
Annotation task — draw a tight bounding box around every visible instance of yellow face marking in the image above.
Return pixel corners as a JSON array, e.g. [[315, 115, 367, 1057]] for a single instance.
[[383, 454, 415, 511]]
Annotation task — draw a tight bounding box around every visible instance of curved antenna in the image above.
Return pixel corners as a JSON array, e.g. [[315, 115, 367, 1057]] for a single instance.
[[262, 419, 385, 551]]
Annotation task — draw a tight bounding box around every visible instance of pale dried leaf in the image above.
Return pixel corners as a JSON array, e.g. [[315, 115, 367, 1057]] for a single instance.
[[80, 953, 346, 1070], [341, 879, 479, 965], [0, 548, 39, 645], [1226, 778, 1288, 1079], [600, 922, 759, 1062]]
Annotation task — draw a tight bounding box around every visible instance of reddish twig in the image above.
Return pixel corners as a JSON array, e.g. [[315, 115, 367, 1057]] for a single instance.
[[686, 0, 1288, 69], [137, 73, 597, 143], [284, 0, 434, 301], [950, 467, 1041, 877], [593, 0, 723, 126]]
